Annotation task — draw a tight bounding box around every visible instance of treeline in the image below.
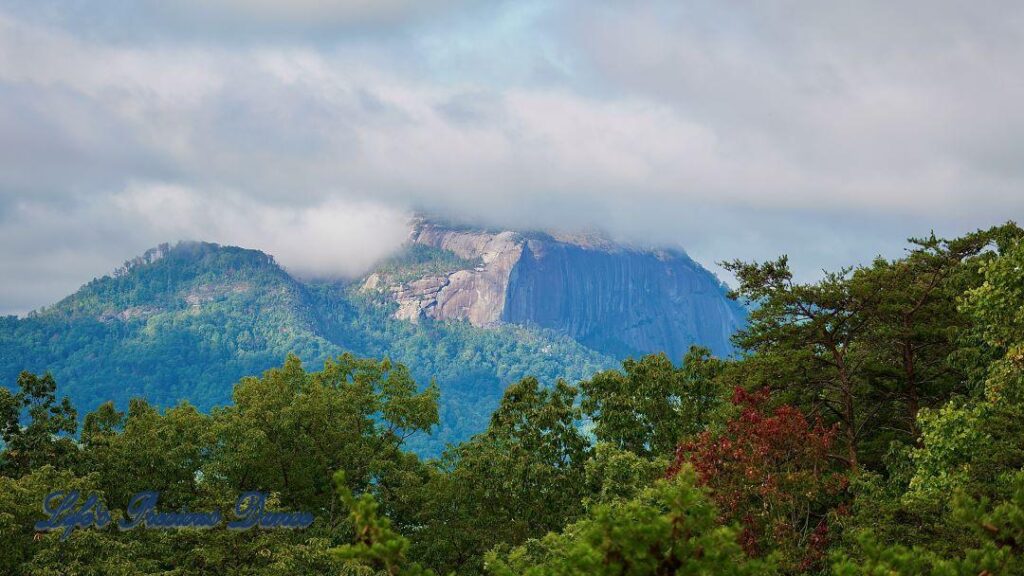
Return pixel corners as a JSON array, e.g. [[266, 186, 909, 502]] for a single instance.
[[0, 240, 614, 454], [3, 222, 1024, 575]]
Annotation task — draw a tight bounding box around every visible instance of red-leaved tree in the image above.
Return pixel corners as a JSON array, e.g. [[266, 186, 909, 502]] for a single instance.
[[669, 388, 848, 573]]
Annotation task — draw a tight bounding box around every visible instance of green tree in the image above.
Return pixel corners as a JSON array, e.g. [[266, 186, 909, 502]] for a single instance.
[[581, 442, 668, 510], [206, 353, 438, 517], [0, 371, 78, 477], [851, 224, 1021, 444], [580, 347, 727, 458], [902, 235, 1024, 506], [836, 233, 1024, 572], [331, 471, 435, 576], [486, 466, 776, 576], [724, 257, 880, 471], [833, 470, 1024, 575], [415, 377, 590, 575], [86, 399, 213, 509]]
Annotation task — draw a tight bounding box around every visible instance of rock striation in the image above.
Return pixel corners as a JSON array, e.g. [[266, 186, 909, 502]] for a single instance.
[[364, 220, 747, 358]]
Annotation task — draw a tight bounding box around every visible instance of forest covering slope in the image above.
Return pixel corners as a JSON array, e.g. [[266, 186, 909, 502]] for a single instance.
[[0, 222, 744, 453], [3, 223, 1023, 575]]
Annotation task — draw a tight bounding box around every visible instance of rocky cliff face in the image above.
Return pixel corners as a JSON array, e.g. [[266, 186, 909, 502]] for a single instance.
[[398, 225, 523, 326], [363, 220, 746, 358]]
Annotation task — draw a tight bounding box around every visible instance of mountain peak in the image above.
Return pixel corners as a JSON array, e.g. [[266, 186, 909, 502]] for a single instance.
[[367, 220, 746, 358], [2, 228, 746, 457], [39, 241, 289, 321], [409, 214, 691, 258]]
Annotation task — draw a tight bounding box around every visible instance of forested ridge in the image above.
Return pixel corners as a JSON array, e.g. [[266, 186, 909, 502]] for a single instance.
[[3, 222, 1024, 575], [0, 241, 615, 455]]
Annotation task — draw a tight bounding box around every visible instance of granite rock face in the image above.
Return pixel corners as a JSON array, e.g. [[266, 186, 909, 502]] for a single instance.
[[367, 220, 747, 358]]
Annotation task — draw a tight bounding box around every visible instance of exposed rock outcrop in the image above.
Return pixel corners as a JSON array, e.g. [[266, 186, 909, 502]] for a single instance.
[[365, 220, 747, 358], [503, 238, 745, 358], [364, 223, 525, 326]]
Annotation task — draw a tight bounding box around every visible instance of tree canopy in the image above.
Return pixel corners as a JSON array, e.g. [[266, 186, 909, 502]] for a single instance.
[[4, 223, 1024, 575]]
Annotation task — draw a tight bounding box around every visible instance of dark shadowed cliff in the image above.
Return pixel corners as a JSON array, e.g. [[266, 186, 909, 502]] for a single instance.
[[503, 236, 745, 359], [362, 219, 747, 359]]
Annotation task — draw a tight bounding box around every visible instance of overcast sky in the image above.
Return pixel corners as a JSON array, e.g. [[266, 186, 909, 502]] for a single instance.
[[1, 1, 1022, 315]]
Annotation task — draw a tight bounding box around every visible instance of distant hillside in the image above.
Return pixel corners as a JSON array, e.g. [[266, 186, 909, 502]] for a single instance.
[[0, 241, 614, 454], [0, 224, 745, 454]]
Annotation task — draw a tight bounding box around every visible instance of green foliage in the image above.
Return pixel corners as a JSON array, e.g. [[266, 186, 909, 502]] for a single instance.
[[0, 466, 101, 570], [0, 354, 449, 575], [412, 377, 592, 575], [331, 471, 435, 576], [208, 353, 438, 514], [580, 347, 728, 457], [0, 241, 615, 456], [833, 469, 1024, 575], [0, 371, 78, 477], [370, 243, 483, 284], [581, 443, 668, 510], [485, 466, 776, 576], [851, 230, 999, 442], [724, 256, 884, 471], [0, 242, 337, 413], [723, 223, 1022, 471], [900, 237, 1024, 507], [93, 399, 213, 509], [5, 226, 1024, 575], [835, 230, 1024, 573]]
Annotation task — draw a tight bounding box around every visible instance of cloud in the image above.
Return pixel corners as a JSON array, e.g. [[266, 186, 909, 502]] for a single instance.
[[0, 184, 410, 315], [180, 0, 466, 27], [562, 0, 1024, 208], [111, 183, 411, 279], [1, 1, 1023, 313], [0, 0, 475, 40]]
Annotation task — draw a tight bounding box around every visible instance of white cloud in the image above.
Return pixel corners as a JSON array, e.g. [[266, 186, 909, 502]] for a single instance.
[[0, 184, 410, 315], [0, 0, 476, 39], [178, 0, 465, 27], [1, 1, 1023, 313], [111, 183, 411, 279]]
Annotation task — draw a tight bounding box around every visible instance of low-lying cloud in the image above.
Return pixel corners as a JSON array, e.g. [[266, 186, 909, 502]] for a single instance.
[[0, 185, 410, 315], [111, 184, 411, 279], [1, 1, 1022, 314]]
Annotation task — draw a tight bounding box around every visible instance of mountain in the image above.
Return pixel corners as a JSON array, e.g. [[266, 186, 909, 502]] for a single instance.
[[0, 221, 745, 454], [365, 219, 746, 359]]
